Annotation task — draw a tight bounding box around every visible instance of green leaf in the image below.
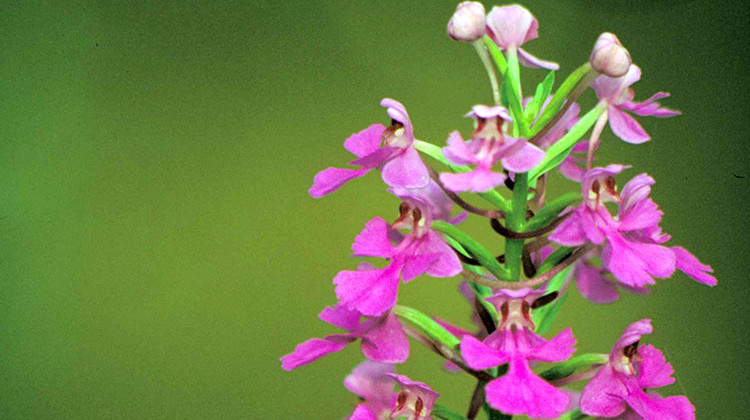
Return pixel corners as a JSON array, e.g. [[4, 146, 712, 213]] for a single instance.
[[466, 278, 498, 325], [529, 105, 605, 183], [432, 221, 510, 281], [533, 265, 572, 335], [524, 71, 555, 122], [482, 35, 507, 77], [413, 140, 511, 213], [523, 192, 581, 231], [483, 402, 512, 420], [393, 306, 459, 348], [432, 404, 469, 420], [530, 63, 593, 137], [540, 353, 609, 381]]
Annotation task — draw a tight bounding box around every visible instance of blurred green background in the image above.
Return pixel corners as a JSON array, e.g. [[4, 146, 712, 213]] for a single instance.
[[1, 0, 748, 418]]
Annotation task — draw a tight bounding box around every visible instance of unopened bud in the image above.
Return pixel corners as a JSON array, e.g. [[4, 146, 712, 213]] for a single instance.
[[589, 33, 631, 77], [447, 2, 486, 42]]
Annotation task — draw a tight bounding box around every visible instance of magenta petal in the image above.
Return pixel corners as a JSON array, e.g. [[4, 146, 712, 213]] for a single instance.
[[618, 197, 663, 231], [608, 106, 650, 144], [637, 344, 675, 389], [485, 5, 538, 48], [309, 167, 370, 198], [620, 173, 655, 214], [460, 335, 508, 370], [517, 47, 559, 70], [348, 404, 378, 420], [485, 356, 569, 418], [673, 246, 717, 286], [549, 211, 587, 246], [352, 217, 396, 259], [280, 335, 355, 371], [334, 263, 402, 317], [601, 236, 675, 288], [622, 385, 695, 420], [418, 230, 463, 278], [575, 262, 621, 303], [580, 364, 628, 417], [440, 168, 506, 193], [442, 131, 477, 165], [558, 157, 585, 182], [361, 313, 409, 363], [381, 147, 430, 189], [319, 305, 362, 332], [344, 124, 388, 158], [349, 146, 399, 168], [500, 139, 545, 173], [402, 254, 440, 282], [527, 328, 576, 362], [614, 319, 653, 350], [344, 361, 395, 406]]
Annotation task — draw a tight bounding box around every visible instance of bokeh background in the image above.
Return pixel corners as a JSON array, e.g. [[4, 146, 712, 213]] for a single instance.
[[1, 0, 748, 418]]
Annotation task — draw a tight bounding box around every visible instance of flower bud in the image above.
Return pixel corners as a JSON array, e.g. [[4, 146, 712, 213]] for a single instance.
[[447, 2, 486, 42], [589, 33, 631, 77]]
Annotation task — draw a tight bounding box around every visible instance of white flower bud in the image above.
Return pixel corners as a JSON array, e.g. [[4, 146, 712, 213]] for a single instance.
[[590, 33, 632, 77], [447, 2, 486, 42]]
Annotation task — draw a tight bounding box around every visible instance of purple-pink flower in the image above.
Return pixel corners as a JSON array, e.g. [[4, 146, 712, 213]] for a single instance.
[[280, 303, 408, 370], [388, 373, 440, 420], [592, 65, 680, 144], [309, 98, 429, 198], [344, 361, 397, 420], [549, 165, 716, 294], [485, 5, 558, 70], [460, 289, 576, 418], [580, 319, 695, 420], [334, 185, 463, 316], [440, 105, 545, 192]]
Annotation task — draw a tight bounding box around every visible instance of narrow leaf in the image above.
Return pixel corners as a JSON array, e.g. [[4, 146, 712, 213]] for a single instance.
[[433, 404, 469, 420], [530, 63, 592, 137], [529, 105, 605, 182], [533, 265, 572, 335], [482, 35, 507, 76], [432, 221, 510, 281], [524, 71, 555, 122], [393, 306, 460, 348], [523, 192, 581, 231], [539, 353, 609, 381]]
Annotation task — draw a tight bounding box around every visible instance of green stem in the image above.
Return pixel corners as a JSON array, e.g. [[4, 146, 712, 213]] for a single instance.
[[505, 173, 528, 281], [472, 40, 501, 105]]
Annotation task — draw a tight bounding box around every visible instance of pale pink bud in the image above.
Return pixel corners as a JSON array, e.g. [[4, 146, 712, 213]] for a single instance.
[[447, 2, 486, 42], [589, 33, 632, 77]]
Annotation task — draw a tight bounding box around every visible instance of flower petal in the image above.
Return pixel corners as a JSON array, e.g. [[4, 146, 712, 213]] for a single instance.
[[580, 364, 628, 417], [440, 168, 506, 193], [309, 167, 370, 198], [518, 47, 559, 70], [381, 147, 430, 189], [418, 230, 463, 278], [334, 263, 402, 317], [527, 328, 576, 362], [549, 210, 587, 246], [442, 131, 478, 166], [348, 404, 378, 420], [280, 335, 356, 371], [485, 355, 569, 418], [673, 246, 717, 286], [319, 305, 362, 332], [460, 335, 508, 370], [344, 361, 395, 406], [500, 138, 546, 173], [608, 106, 650, 144], [352, 217, 396, 259], [344, 124, 387, 158], [637, 344, 675, 389], [361, 312, 410, 363], [575, 262, 621, 304]]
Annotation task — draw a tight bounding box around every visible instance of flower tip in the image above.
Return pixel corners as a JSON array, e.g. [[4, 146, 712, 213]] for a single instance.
[[447, 1, 486, 42], [590, 32, 632, 78]]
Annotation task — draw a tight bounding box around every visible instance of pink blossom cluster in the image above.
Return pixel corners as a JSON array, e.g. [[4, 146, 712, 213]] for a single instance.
[[281, 3, 715, 420]]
